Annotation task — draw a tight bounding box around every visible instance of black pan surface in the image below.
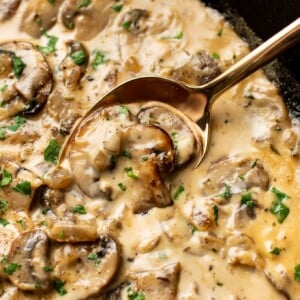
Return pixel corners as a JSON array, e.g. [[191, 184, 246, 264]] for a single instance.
[[202, 0, 300, 118]]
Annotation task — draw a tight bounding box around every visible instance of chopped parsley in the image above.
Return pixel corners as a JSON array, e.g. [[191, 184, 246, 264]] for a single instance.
[[127, 287, 145, 300], [0, 169, 12, 187], [141, 156, 148, 162], [47, 0, 55, 4], [213, 205, 219, 225], [191, 225, 198, 235], [58, 230, 64, 239], [0, 84, 7, 93], [78, 0, 91, 9], [87, 252, 101, 266], [122, 21, 132, 31], [12, 55, 26, 78], [0, 199, 8, 213], [44, 139, 61, 164], [35, 281, 42, 289], [4, 263, 21, 275], [71, 205, 87, 215], [118, 183, 126, 191], [12, 181, 32, 196], [124, 167, 139, 180], [6, 116, 26, 132], [122, 150, 132, 158], [91, 50, 108, 70], [170, 131, 178, 150], [295, 264, 300, 282], [251, 159, 258, 168], [216, 183, 232, 200], [0, 218, 9, 227], [212, 52, 220, 59], [112, 4, 123, 12], [0, 128, 5, 140], [270, 187, 290, 224], [241, 192, 255, 208], [173, 184, 185, 200], [38, 35, 58, 55], [269, 247, 282, 256], [43, 265, 54, 272], [70, 49, 86, 66], [1, 255, 7, 265], [16, 219, 27, 230], [118, 105, 130, 115], [217, 28, 223, 37], [53, 278, 67, 296], [161, 31, 184, 40]]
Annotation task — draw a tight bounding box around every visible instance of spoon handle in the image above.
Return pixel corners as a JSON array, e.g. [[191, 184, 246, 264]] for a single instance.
[[202, 17, 300, 100]]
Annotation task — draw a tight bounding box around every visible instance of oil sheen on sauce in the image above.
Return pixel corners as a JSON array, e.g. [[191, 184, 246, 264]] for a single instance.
[[0, 0, 300, 299]]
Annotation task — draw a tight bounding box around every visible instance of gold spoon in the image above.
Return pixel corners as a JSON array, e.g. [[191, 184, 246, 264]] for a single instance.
[[61, 18, 300, 166]]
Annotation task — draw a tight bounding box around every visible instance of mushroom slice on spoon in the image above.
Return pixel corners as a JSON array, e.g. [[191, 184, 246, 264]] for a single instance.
[[52, 234, 120, 299], [7, 230, 50, 290], [138, 102, 197, 166], [0, 41, 53, 119]]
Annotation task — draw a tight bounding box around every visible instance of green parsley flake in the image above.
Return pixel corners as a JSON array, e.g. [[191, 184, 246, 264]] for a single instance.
[[217, 28, 223, 37], [127, 287, 145, 300], [213, 205, 219, 225], [122, 21, 132, 31], [241, 192, 255, 208], [191, 225, 198, 235], [35, 281, 42, 289], [1, 255, 7, 265], [0, 169, 12, 187], [6, 116, 26, 132], [71, 205, 87, 215], [112, 4, 123, 12], [118, 183, 126, 191], [269, 247, 282, 256], [212, 52, 220, 59], [161, 31, 184, 40], [43, 265, 54, 272], [78, 0, 91, 9], [0, 128, 5, 140], [4, 263, 21, 275], [44, 139, 61, 164], [0, 199, 8, 213], [216, 183, 231, 199], [38, 35, 58, 55], [295, 264, 300, 282], [0, 84, 7, 93], [122, 150, 132, 158], [170, 131, 178, 150], [47, 0, 55, 5], [173, 184, 185, 200], [12, 55, 26, 78], [124, 167, 139, 180], [270, 187, 290, 224], [16, 219, 27, 230], [141, 156, 148, 162], [12, 181, 32, 196], [71, 49, 86, 66], [87, 252, 101, 266], [91, 50, 107, 70], [53, 278, 67, 296], [118, 105, 130, 115], [0, 218, 9, 227]]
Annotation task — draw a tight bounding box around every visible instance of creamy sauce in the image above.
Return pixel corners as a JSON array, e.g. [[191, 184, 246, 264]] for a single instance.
[[0, 0, 300, 299]]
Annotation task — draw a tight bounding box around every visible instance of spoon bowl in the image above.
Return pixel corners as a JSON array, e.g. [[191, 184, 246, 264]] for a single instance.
[[61, 18, 300, 166]]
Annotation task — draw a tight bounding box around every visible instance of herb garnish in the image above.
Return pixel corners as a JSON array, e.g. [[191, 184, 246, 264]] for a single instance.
[[270, 187, 290, 224], [71, 205, 87, 215], [212, 52, 220, 59], [38, 34, 58, 55], [122, 150, 132, 158], [118, 105, 130, 115], [161, 31, 184, 40], [4, 263, 21, 275], [47, 0, 55, 5], [87, 252, 101, 266], [0, 84, 7, 93], [127, 287, 145, 300], [122, 21, 132, 31], [118, 183, 126, 191], [6, 116, 26, 132], [241, 192, 255, 208], [270, 247, 282, 256], [213, 205, 219, 225], [216, 183, 232, 200], [0, 169, 12, 187], [0, 218, 9, 227], [43, 265, 54, 272], [91, 50, 108, 70], [12, 181, 32, 195], [16, 219, 27, 230], [78, 0, 91, 9], [0, 199, 8, 213], [124, 167, 139, 179], [71, 50, 86, 66], [12, 55, 26, 78], [53, 278, 67, 296], [44, 139, 61, 164], [173, 184, 185, 200], [112, 4, 123, 12]]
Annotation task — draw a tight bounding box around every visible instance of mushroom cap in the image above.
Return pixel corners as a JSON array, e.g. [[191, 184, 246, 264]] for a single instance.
[[7, 230, 50, 290], [0, 41, 53, 119]]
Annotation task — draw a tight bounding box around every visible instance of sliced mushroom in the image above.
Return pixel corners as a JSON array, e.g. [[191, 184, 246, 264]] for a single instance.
[[129, 263, 181, 300], [61, 0, 112, 41], [171, 50, 221, 85], [138, 103, 196, 166], [120, 9, 149, 34], [52, 234, 120, 298], [59, 40, 89, 90], [7, 230, 50, 290], [0, 160, 43, 211], [42, 166, 73, 190], [0, 0, 20, 21], [200, 156, 269, 197], [20, 0, 63, 38], [0, 41, 53, 119]]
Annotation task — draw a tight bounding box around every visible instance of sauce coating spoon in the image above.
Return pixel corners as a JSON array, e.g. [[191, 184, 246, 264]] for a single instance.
[[61, 18, 300, 166]]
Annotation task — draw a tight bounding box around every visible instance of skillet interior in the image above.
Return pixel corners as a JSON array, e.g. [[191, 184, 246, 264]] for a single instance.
[[202, 0, 300, 118]]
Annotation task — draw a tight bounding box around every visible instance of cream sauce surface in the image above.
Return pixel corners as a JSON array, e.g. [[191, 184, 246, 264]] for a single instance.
[[0, 0, 300, 299]]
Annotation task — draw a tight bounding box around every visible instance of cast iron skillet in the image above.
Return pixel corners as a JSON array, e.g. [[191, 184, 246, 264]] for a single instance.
[[202, 0, 300, 118]]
